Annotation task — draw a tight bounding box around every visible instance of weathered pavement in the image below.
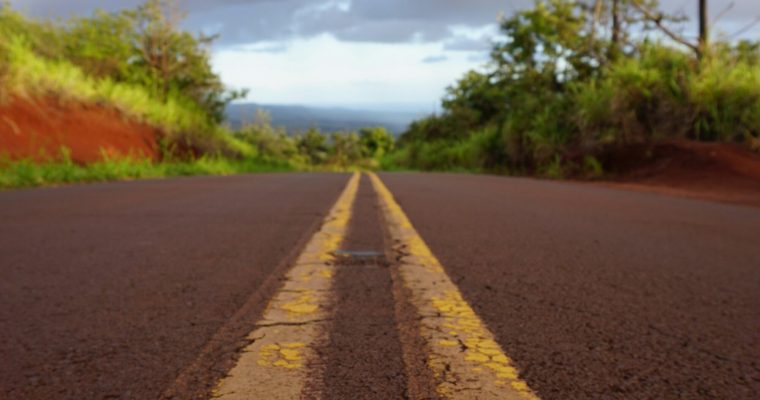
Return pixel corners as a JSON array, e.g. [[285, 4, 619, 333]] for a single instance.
[[379, 173, 760, 399], [1, 172, 759, 399], [0, 174, 348, 399]]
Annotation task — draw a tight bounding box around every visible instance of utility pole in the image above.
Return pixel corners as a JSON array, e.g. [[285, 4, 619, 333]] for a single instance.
[[610, 0, 621, 61], [698, 0, 708, 58]]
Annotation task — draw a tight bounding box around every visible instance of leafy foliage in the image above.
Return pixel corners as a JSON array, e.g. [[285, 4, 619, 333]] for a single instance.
[[1, 1, 391, 188], [1, 0, 245, 123], [0, 1, 252, 160], [233, 110, 396, 170], [393, 0, 760, 177]]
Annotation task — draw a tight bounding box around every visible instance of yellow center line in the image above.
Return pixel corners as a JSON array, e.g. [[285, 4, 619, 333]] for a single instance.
[[212, 172, 360, 400], [369, 172, 541, 400]]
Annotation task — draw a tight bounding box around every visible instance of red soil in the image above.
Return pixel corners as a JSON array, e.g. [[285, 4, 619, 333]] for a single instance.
[[600, 140, 760, 207], [2, 96, 758, 208], [0, 96, 160, 163]]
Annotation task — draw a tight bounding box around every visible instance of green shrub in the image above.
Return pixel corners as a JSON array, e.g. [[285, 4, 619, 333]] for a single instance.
[[689, 56, 760, 142], [3, 36, 248, 159], [571, 45, 694, 149], [582, 156, 604, 178], [540, 156, 565, 179], [389, 1, 760, 176], [1, 2, 251, 160]]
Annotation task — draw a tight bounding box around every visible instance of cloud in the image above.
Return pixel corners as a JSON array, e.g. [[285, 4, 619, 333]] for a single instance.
[[9, 0, 759, 107], [232, 43, 290, 54], [443, 36, 493, 52], [467, 53, 490, 63], [9, 0, 525, 46], [212, 34, 480, 106], [421, 55, 448, 64], [9, 0, 760, 46]]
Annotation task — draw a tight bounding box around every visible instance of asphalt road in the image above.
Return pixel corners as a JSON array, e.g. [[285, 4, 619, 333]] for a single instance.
[[0, 174, 348, 399], [1, 172, 758, 399], [380, 173, 760, 399], [318, 177, 407, 399]]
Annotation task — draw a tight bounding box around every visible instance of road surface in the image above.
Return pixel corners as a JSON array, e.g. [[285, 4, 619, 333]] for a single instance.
[[1, 172, 758, 399]]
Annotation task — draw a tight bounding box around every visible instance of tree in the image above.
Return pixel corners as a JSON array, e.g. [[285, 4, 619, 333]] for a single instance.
[[65, 10, 137, 80], [330, 131, 362, 166], [582, 0, 663, 64], [60, 0, 246, 123], [235, 109, 299, 161], [0, 3, 63, 58], [630, 0, 704, 59], [132, 0, 246, 122], [611, 0, 621, 60], [359, 127, 395, 158], [296, 128, 329, 165]]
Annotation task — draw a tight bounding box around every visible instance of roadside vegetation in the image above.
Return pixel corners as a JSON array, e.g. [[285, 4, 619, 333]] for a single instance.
[[389, 0, 760, 178], [0, 0, 248, 157], [0, 1, 394, 188], [5, 0, 754, 190], [0, 155, 292, 189], [233, 110, 395, 170]]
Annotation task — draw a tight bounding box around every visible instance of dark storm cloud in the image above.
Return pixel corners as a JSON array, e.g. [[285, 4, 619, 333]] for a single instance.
[[8, 0, 527, 45], [191, 0, 521, 45], [10, 0, 760, 47]]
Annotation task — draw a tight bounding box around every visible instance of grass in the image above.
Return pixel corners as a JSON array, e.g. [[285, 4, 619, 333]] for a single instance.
[[0, 34, 381, 189], [2, 36, 254, 158], [0, 7, 307, 189], [0, 156, 293, 189], [5, 38, 203, 134], [0, 38, 279, 189]]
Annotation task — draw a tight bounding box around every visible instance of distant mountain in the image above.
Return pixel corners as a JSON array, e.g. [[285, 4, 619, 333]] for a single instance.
[[226, 103, 429, 135]]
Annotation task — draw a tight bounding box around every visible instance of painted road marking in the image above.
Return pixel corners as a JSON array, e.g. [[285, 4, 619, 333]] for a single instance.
[[212, 172, 359, 400], [370, 172, 540, 400]]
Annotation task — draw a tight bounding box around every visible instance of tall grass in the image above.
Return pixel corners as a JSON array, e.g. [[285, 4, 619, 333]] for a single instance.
[[0, 4, 298, 189], [1, 36, 254, 158], [0, 156, 292, 189], [393, 43, 760, 177], [5, 38, 203, 132], [690, 57, 760, 142]]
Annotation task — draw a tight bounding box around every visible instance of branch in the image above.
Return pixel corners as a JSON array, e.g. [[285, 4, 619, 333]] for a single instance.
[[712, 2, 735, 25], [630, 0, 699, 54], [590, 0, 603, 37], [729, 16, 760, 40], [587, 0, 604, 58]]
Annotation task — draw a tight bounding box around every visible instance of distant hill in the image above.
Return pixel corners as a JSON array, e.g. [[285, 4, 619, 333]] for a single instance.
[[226, 103, 429, 135]]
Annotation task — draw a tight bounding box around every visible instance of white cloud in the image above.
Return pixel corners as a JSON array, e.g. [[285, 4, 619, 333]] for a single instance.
[[422, 55, 449, 64], [214, 34, 482, 106]]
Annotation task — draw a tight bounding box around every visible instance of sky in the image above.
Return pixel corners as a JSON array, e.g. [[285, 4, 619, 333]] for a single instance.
[[10, 0, 760, 110]]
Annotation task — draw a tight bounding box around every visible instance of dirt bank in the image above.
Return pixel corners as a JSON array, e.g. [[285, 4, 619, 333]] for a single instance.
[[600, 140, 760, 207], [0, 97, 160, 163]]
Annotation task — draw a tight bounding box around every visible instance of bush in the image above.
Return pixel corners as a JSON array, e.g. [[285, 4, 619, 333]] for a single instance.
[[2, 36, 249, 159], [390, 0, 760, 176], [1, 2, 252, 160], [689, 55, 760, 142], [392, 126, 507, 173], [571, 45, 694, 148]]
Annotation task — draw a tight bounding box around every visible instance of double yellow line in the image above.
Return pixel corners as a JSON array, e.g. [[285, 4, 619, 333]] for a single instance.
[[213, 173, 359, 399], [213, 172, 539, 399]]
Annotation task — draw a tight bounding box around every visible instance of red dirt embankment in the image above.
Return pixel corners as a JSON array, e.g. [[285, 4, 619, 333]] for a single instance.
[[0, 97, 160, 163], [601, 140, 760, 207]]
